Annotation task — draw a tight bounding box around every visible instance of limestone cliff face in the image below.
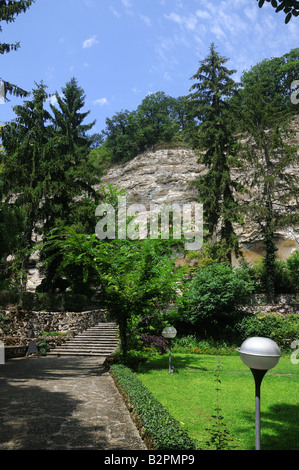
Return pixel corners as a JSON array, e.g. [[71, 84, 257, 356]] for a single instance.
[[101, 147, 205, 207], [102, 120, 299, 265], [26, 121, 298, 290]]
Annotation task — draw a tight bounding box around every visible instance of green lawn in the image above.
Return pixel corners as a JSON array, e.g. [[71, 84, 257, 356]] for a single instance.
[[136, 353, 299, 450]]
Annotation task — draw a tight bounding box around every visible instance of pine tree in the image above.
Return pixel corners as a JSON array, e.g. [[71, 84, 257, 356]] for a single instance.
[[47, 77, 99, 233], [1, 81, 51, 288], [0, 0, 35, 100], [1, 78, 101, 290], [188, 43, 243, 262]]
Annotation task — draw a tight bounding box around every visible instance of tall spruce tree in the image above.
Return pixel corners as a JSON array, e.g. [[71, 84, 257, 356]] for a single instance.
[[1, 79, 101, 290], [47, 77, 99, 233], [0, 0, 35, 100], [36, 78, 101, 293], [189, 43, 243, 262], [1, 82, 51, 288]]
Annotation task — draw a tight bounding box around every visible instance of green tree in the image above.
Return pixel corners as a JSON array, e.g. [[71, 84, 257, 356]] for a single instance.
[[1, 79, 101, 290], [103, 92, 183, 164], [135, 91, 180, 150], [237, 53, 299, 301], [188, 43, 243, 262], [104, 109, 138, 164], [39, 228, 179, 357], [180, 263, 255, 338], [0, 158, 25, 288], [257, 0, 299, 23], [47, 77, 100, 233], [1, 82, 51, 288], [0, 0, 35, 100]]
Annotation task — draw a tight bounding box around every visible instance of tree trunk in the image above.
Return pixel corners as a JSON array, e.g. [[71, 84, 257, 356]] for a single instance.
[[119, 314, 128, 359]]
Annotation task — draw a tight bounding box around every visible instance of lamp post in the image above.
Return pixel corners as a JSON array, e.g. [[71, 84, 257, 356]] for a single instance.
[[238, 337, 281, 450], [162, 327, 177, 374]]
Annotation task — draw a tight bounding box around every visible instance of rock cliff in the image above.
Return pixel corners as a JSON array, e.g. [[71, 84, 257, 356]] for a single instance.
[[26, 119, 298, 289], [101, 119, 299, 266]]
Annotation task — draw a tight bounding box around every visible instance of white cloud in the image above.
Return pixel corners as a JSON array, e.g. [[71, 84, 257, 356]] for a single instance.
[[121, 0, 131, 8], [139, 14, 151, 27], [165, 12, 197, 31], [244, 6, 258, 22], [47, 93, 63, 106], [110, 6, 121, 18], [82, 35, 99, 48], [210, 23, 226, 40], [196, 10, 211, 20], [48, 94, 58, 106], [93, 98, 108, 106], [84, 0, 95, 7]]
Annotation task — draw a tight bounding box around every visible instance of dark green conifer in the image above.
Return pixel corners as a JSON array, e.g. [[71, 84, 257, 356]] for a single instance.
[[189, 43, 243, 262], [0, 0, 35, 100]]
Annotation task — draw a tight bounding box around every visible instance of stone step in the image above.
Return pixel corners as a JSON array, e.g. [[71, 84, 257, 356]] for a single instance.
[[48, 321, 118, 357], [72, 340, 117, 344], [47, 350, 114, 356]]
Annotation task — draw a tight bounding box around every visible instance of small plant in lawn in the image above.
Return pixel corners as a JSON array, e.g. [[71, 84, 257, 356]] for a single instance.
[[205, 357, 234, 450]]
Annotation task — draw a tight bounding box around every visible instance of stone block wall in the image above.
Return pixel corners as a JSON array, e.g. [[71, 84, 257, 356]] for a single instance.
[[0, 308, 108, 358], [242, 294, 299, 315]]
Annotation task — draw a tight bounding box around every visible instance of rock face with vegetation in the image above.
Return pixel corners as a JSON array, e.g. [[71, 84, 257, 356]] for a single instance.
[[102, 117, 299, 265], [101, 146, 204, 207]]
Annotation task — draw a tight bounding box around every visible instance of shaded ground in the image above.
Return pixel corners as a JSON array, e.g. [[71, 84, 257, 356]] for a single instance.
[[0, 356, 146, 450]]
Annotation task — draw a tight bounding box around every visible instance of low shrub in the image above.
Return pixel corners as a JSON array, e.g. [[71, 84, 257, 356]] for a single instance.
[[110, 364, 199, 450], [236, 313, 299, 350], [172, 336, 237, 355], [139, 334, 168, 354]]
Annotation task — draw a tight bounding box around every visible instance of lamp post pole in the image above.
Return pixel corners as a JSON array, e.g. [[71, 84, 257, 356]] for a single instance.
[[168, 339, 172, 374], [238, 337, 281, 450], [251, 368, 267, 450], [162, 327, 177, 374]]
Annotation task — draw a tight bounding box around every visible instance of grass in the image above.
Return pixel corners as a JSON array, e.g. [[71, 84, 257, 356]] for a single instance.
[[136, 353, 299, 450]]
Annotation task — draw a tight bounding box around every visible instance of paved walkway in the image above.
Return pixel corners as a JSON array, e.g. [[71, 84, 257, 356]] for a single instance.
[[0, 355, 147, 450]]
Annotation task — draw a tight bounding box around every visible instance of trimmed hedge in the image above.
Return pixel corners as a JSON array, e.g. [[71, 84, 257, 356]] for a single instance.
[[110, 364, 199, 451]]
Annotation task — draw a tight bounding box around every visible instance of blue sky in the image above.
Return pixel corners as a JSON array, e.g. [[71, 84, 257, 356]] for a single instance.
[[1, 0, 299, 135]]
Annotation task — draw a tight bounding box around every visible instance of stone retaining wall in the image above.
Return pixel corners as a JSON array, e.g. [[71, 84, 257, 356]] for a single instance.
[[244, 294, 299, 315], [0, 308, 108, 358]]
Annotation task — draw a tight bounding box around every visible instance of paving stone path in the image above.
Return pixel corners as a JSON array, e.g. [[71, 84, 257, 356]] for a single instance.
[[0, 355, 147, 450]]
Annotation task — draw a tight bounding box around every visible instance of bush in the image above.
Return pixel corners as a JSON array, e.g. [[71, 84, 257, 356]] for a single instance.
[[236, 313, 299, 350], [110, 364, 199, 450], [139, 335, 168, 354], [172, 336, 237, 355], [180, 262, 255, 335], [251, 250, 299, 294], [287, 250, 299, 293]]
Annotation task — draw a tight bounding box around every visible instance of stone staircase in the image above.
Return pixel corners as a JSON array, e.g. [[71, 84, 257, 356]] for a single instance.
[[48, 322, 118, 357]]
